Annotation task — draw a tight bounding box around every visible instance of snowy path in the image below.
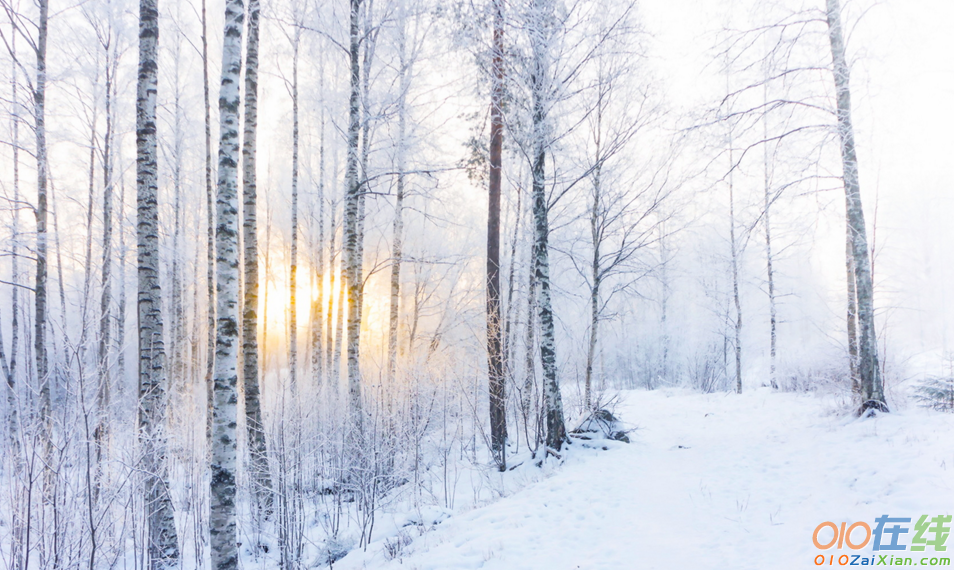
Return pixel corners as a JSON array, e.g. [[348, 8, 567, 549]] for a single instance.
[[338, 389, 954, 570]]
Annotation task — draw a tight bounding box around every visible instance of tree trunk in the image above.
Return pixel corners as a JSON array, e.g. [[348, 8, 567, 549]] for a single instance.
[[202, 0, 216, 446], [136, 0, 180, 564], [528, 0, 566, 452], [352, 0, 374, 410], [584, 82, 604, 411], [326, 198, 338, 382], [729, 142, 742, 395], [171, 34, 185, 416], [289, 22, 300, 394], [344, 0, 364, 425], [503, 180, 522, 401], [387, 1, 408, 391], [82, 116, 97, 359], [242, 0, 270, 514], [846, 232, 860, 393], [522, 227, 538, 449], [763, 100, 777, 390], [334, 257, 346, 398], [585, 197, 599, 410], [6, 28, 20, 451], [659, 224, 670, 386], [96, 39, 116, 465], [531, 148, 565, 451], [34, 0, 50, 426], [210, 0, 244, 565], [117, 174, 127, 407], [825, 0, 886, 413], [0, 304, 11, 448], [528, 0, 566, 451], [486, 0, 507, 469], [310, 71, 326, 392]]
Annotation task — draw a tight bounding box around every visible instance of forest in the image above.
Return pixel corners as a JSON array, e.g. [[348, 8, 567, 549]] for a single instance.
[[0, 0, 951, 567]]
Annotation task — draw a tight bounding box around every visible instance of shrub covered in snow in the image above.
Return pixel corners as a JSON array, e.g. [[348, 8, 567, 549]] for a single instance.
[[570, 409, 631, 443]]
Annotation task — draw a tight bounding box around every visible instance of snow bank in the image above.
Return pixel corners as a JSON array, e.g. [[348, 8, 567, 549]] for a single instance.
[[335, 388, 954, 569]]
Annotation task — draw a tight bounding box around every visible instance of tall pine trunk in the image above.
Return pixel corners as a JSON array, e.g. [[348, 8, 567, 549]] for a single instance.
[[210, 0, 245, 565], [487, 0, 507, 469], [242, 0, 270, 514], [136, 0, 180, 564], [825, 0, 886, 413]]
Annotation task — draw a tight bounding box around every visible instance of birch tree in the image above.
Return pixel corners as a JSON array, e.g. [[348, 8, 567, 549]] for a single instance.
[[760, 80, 778, 390], [344, 0, 364, 425], [825, 0, 885, 413], [6, 0, 54, 425], [728, 131, 742, 395], [32, 0, 48, 427], [242, 0, 270, 513], [96, 13, 118, 461], [136, 0, 180, 563], [575, 14, 664, 409], [5, 20, 20, 451], [310, 69, 326, 392], [526, 0, 566, 451], [387, 0, 410, 394], [202, 0, 215, 443], [210, 0, 244, 565], [714, 0, 887, 409], [288, 6, 301, 393]]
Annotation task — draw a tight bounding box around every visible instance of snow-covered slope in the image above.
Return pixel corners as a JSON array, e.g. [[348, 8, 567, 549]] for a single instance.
[[337, 389, 954, 570]]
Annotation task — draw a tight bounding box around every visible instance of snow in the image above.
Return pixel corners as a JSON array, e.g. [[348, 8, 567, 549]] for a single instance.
[[335, 388, 954, 570]]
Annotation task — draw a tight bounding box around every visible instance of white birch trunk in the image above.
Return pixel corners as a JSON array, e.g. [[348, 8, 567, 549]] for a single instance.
[[825, 0, 886, 413], [846, 232, 859, 392], [136, 0, 180, 563], [388, 0, 409, 389], [202, 0, 216, 445], [34, 0, 50, 425], [326, 198, 338, 382], [729, 139, 742, 395], [310, 74, 326, 390], [528, 0, 566, 451], [241, 0, 270, 513], [762, 100, 777, 390], [96, 37, 117, 462], [289, 21, 300, 394], [344, 0, 364, 425], [210, 0, 244, 565], [7, 28, 20, 451]]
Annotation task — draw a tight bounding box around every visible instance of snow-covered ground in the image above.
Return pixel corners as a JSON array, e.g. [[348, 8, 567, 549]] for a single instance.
[[336, 388, 954, 570]]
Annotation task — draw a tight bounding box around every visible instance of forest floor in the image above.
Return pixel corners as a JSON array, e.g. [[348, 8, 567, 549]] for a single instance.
[[334, 387, 954, 570]]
